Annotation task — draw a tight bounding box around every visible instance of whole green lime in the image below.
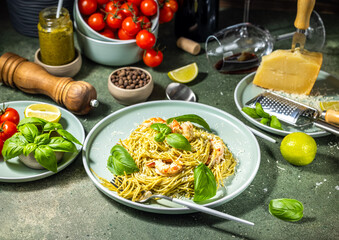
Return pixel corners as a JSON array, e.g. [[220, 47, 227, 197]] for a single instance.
[[280, 132, 317, 166]]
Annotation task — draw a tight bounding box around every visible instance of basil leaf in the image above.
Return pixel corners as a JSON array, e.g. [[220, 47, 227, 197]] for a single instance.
[[34, 133, 50, 146], [107, 145, 139, 176], [34, 145, 57, 173], [269, 198, 304, 222], [2, 133, 28, 161], [255, 103, 270, 118], [166, 114, 211, 132], [151, 123, 172, 142], [260, 117, 270, 126], [242, 107, 260, 118], [48, 137, 77, 152], [23, 143, 37, 156], [193, 163, 217, 202], [154, 133, 166, 142], [43, 122, 63, 132], [150, 123, 172, 134], [57, 129, 82, 145], [270, 116, 283, 130], [166, 133, 191, 151], [19, 123, 39, 143], [18, 117, 48, 127]]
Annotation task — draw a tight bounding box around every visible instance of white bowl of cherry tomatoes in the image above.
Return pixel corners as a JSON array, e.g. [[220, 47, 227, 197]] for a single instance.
[[74, 0, 159, 42], [73, 0, 178, 67]]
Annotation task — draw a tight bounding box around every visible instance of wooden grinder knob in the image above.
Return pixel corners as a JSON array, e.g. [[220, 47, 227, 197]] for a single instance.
[[0, 52, 98, 115]]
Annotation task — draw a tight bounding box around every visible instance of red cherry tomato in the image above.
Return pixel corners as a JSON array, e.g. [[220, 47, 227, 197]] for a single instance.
[[159, 5, 173, 23], [137, 15, 151, 29], [106, 10, 123, 29], [122, 16, 141, 36], [143, 48, 163, 67], [165, 0, 178, 13], [0, 139, 3, 157], [100, 28, 116, 38], [136, 30, 156, 49], [121, 2, 139, 18], [97, 0, 109, 5], [0, 121, 17, 142], [105, 0, 121, 12], [0, 107, 20, 125], [118, 28, 135, 40], [78, 0, 97, 15], [127, 0, 142, 7], [88, 13, 106, 31], [140, 0, 157, 16]]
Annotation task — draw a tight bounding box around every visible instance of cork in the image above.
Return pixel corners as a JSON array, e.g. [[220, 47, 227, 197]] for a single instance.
[[176, 37, 201, 55]]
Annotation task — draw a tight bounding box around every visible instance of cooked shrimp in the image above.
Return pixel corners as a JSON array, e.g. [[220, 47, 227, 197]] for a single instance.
[[169, 120, 194, 141], [147, 159, 183, 176], [206, 138, 224, 167], [141, 117, 166, 129], [169, 119, 182, 133], [181, 121, 194, 141]]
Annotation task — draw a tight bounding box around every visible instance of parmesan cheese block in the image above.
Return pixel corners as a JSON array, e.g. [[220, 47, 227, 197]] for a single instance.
[[253, 48, 323, 95]]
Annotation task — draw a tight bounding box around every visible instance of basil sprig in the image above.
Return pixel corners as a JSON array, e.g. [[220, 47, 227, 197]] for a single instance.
[[242, 103, 283, 130], [193, 163, 217, 202], [166, 114, 211, 132], [107, 145, 139, 175], [269, 198, 304, 222], [150, 123, 172, 142], [150, 123, 192, 151], [2, 118, 82, 173]]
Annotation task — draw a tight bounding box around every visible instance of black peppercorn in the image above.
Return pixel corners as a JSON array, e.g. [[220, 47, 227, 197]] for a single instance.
[[111, 67, 150, 89]]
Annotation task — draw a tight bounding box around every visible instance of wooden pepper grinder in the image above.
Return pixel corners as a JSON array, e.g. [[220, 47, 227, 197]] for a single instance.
[[0, 52, 98, 115]]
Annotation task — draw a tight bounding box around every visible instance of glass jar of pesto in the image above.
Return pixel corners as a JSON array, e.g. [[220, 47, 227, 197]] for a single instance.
[[38, 7, 75, 66]]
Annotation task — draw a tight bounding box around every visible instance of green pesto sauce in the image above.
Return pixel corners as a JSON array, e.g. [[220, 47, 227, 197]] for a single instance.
[[38, 22, 75, 66]]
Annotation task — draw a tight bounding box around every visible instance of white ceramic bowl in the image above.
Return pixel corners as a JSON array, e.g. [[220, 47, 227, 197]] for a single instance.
[[107, 67, 153, 105], [34, 48, 82, 77], [73, 0, 159, 42], [19, 152, 64, 170], [75, 21, 156, 66]]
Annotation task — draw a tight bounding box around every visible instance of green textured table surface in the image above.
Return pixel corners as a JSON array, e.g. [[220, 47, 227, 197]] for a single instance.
[[1, 4, 338, 240]]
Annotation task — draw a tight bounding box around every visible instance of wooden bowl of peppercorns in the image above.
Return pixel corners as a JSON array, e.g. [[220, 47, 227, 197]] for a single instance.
[[108, 67, 154, 105]]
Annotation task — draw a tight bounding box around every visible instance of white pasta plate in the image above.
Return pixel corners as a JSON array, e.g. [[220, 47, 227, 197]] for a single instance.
[[82, 100, 261, 214]]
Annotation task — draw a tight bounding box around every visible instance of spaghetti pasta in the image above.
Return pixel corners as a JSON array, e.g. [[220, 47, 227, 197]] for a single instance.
[[98, 117, 237, 202]]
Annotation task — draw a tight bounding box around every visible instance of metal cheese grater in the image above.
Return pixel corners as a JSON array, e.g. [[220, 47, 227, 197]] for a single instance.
[[245, 92, 339, 135]]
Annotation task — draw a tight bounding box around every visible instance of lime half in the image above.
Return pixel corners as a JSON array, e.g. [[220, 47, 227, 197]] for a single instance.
[[168, 63, 198, 83]]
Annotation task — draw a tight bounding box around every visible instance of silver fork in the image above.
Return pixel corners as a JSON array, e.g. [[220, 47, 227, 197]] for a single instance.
[[111, 178, 254, 226]]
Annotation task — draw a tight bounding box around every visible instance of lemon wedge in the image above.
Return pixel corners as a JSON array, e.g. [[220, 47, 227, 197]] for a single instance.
[[168, 63, 198, 83], [24, 103, 61, 123], [319, 101, 339, 111]]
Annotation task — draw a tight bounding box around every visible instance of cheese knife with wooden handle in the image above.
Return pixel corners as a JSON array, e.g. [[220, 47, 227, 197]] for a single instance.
[[291, 0, 316, 53]]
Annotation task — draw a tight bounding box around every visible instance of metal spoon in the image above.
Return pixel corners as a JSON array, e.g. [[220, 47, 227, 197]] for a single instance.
[[166, 82, 196, 102]]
